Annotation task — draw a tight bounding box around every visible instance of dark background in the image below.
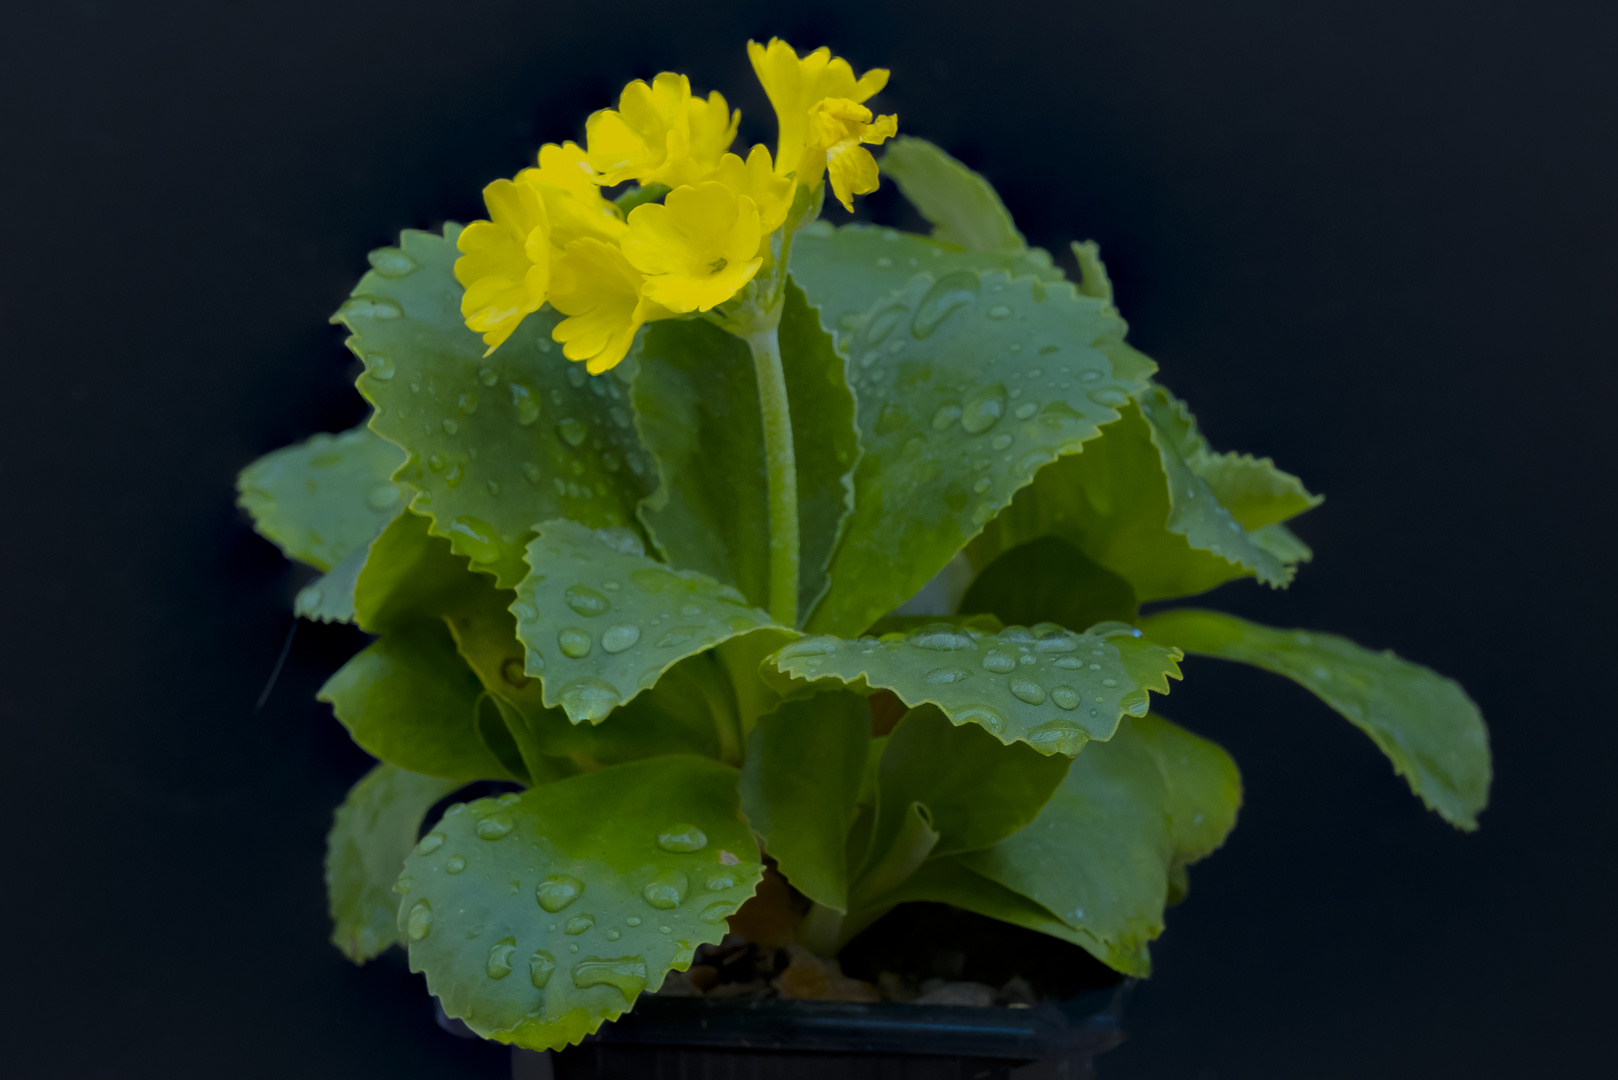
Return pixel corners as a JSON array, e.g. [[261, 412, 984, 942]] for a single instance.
[[4, 1, 1613, 1076]]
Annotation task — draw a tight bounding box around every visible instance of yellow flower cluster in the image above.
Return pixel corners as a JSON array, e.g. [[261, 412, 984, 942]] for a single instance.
[[454, 40, 895, 372]]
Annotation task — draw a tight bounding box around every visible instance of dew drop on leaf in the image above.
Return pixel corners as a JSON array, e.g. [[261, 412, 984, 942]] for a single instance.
[[571, 958, 648, 1003], [1050, 686, 1081, 711], [558, 677, 621, 722], [557, 627, 593, 658], [446, 854, 467, 874], [642, 870, 689, 910], [564, 584, 610, 617], [486, 937, 516, 980], [600, 624, 641, 653], [475, 813, 514, 840], [417, 832, 445, 855], [406, 900, 433, 941], [656, 824, 708, 853], [564, 915, 595, 935], [1009, 678, 1047, 705], [529, 950, 556, 988], [536, 874, 586, 913]]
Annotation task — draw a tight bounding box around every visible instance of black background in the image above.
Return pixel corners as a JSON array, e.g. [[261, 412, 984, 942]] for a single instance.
[[4, 1, 1614, 1076]]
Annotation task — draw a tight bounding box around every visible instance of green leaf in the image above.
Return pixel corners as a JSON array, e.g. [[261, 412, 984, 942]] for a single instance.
[[878, 136, 1027, 255], [805, 269, 1155, 636], [870, 857, 1110, 959], [448, 576, 737, 769], [633, 282, 857, 621], [789, 222, 1062, 356], [739, 690, 871, 911], [397, 755, 764, 1050], [319, 619, 516, 783], [1139, 609, 1491, 829], [861, 706, 1070, 880], [238, 423, 409, 572], [971, 400, 1290, 604], [293, 541, 371, 624], [1070, 241, 1114, 307], [514, 520, 777, 723], [340, 227, 654, 587], [353, 510, 486, 633], [960, 536, 1140, 631], [771, 621, 1181, 755], [956, 714, 1241, 975], [326, 763, 461, 963]]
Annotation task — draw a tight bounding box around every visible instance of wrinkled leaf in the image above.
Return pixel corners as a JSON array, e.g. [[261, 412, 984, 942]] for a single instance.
[[353, 510, 486, 633], [319, 618, 516, 783], [634, 282, 857, 621], [514, 520, 777, 723], [397, 756, 764, 1050], [807, 270, 1154, 636], [326, 763, 461, 963], [789, 222, 1062, 356], [1139, 609, 1490, 829], [958, 713, 1241, 975], [340, 227, 653, 586], [739, 690, 871, 911], [771, 621, 1181, 754], [238, 423, 408, 572], [879, 136, 1027, 255]]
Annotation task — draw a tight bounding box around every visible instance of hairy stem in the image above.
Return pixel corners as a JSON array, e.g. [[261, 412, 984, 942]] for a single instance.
[[747, 323, 799, 627]]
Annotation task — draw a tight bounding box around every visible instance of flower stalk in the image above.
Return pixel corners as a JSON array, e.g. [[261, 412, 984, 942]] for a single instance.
[[745, 317, 800, 628]]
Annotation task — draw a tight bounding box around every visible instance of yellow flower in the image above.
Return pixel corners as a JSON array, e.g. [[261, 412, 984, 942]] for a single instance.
[[620, 182, 763, 313], [454, 178, 551, 355], [585, 73, 738, 188], [549, 238, 672, 374], [712, 144, 795, 234], [516, 141, 625, 247], [801, 98, 898, 211], [747, 38, 888, 180]]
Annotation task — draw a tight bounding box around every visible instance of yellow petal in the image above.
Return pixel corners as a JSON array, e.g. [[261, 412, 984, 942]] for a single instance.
[[623, 182, 764, 313], [747, 38, 888, 181], [550, 239, 647, 372], [826, 144, 882, 212], [712, 145, 795, 233]]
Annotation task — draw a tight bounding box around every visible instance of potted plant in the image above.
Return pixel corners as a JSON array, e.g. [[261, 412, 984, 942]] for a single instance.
[[238, 38, 1492, 1076]]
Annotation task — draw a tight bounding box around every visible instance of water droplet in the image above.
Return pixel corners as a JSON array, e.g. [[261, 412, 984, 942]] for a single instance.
[[955, 704, 1007, 734], [417, 832, 445, 855], [971, 501, 996, 527], [876, 256, 894, 268], [1035, 633, 1078, 653], [777, 637, 839, 662], [458, 393, 479, 416], [441, 418, 459, 435], [339, 296, 402, 320], [392, 877, 412, 895], [972, 477, 991, 494], [486, 937, 517, 979], [557, 418, 588, 447], [705, 871, 736, 891], [991, 433, 1014, 451], [982, 649, 1017, 673], [604, 928, 621, 941], [1039, 400, 1087, 427], [536, 874, 586, 912], [642, 870, 689, 910], [654, 626, 702, 648], [1025, 720, 1088, 755], [564, 584, 610, 617], [700, 902, 734, 925], [626, 916, 642, 927], [926, 667, 973, 685], [931, 404, 962, 431], [657, 825, 708, 853], [368, 247, 420, 277], [986, 304, 1013, 320], [406, 900, 433, 941], [601, 624, 641, 653], [1050, 686, 1081, 710], [447, 516, 501, 564], [1101, 677, 1118, 688], [593, 526, 645, 557], [486, 480, 500, 496], [1086, 387, 1130, 408], [366, 484, 401, 512], [446, 854, 468, 874], [1010, 678, 1047, 705], [296, 584, 323, 610], [559, 677, 621, 722], [427, 454, 447, 473], [658, 925, 672, 934], [909, 625, 976, 651], [571, 958, 648, 1003], [530, 950, 556, 988], [444, 461, 464, 487], [961, 383, 1007, 435], [911, 272, 982, 338], [558, 627, 593, 658], [365, 353, 396, 380], [876, 404, 909, 435], [475, 813, 514, 840], [564, 915, 595, 935]]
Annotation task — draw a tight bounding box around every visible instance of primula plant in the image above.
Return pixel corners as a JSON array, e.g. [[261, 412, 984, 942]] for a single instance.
[[239, 39, 1492, 1052]]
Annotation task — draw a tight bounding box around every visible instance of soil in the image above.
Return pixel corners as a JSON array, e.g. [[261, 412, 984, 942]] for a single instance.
[[656, 869, 1123, 1006]]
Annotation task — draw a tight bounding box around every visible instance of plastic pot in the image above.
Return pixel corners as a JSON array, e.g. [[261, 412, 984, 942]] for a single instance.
[[508, 982, 1132, 1080]]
